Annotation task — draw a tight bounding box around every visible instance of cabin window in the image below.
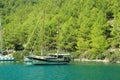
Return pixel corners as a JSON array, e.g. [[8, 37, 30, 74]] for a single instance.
[[50, 55, 57, 57], [58, 55, 63, 58]]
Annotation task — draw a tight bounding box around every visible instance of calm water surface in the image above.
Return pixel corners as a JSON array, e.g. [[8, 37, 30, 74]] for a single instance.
[[0, 62, 120, 80]]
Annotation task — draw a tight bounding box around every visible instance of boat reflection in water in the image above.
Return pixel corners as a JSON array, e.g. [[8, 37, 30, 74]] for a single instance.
[[27, 53, 71, 65]]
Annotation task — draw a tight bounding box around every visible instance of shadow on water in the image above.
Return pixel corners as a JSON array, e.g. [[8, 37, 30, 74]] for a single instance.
[[23, 62, 74, 68], [0, 61, 15, 65]]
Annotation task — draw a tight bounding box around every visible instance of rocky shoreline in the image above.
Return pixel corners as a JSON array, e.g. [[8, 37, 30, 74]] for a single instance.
[[73, 58, 120, 63]]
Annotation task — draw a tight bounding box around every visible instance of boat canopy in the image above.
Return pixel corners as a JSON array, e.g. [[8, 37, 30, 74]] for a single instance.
[[49, 53, 70, 56]]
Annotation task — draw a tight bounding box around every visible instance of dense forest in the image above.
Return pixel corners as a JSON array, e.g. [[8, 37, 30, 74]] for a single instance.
[[1, 0, 120, 61]]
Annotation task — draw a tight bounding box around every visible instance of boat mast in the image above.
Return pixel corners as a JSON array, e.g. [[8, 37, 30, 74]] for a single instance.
[[0, 17, 2, 52], [23, 11, 42, 55], [57, 17, 61, 53], [41, 9, 45, 56]]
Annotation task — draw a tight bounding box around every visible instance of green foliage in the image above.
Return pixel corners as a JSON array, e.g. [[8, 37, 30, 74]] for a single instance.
[[104, 49, 120, 63], [1, 0, 120, 61], [13, 51, 24, 61]]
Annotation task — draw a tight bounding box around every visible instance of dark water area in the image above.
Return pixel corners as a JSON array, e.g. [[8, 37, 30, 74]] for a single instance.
[[0, 62, 120, 80]]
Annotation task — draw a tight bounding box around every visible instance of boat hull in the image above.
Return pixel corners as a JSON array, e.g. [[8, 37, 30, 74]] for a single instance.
[[28, 57, 70, 65], [32, 60, 68, 65]]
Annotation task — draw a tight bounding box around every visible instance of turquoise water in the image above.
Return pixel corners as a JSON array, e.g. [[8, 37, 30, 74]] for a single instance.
[[0, 62, 120, 80]]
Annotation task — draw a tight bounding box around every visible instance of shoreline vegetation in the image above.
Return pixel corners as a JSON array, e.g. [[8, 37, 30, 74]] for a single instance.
[[1, 0, 120, 64], [73, 58, 120, 63], [73, 58, 109, 63]]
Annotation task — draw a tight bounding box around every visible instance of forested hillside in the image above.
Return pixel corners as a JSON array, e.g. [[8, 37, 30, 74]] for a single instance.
[[1, 0, 120, 60]]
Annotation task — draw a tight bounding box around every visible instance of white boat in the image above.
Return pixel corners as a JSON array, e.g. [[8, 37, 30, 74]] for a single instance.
[[27, 53, 71, 65], [0, 55, 14, 61], [24, 57, 32, 62]]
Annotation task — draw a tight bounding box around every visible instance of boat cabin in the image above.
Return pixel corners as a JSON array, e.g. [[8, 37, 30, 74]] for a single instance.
[[49, 53, 70, 58], [47, 53, 71, 61]]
